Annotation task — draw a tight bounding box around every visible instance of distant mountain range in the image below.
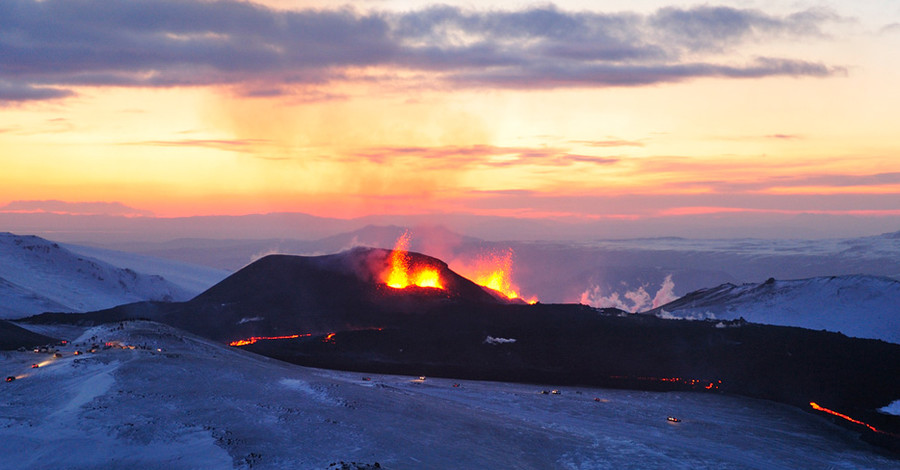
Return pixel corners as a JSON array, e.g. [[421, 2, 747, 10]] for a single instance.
[[647, 275, 900, 344], [0, 233, 225, 318], [4, 208, 900, 243]]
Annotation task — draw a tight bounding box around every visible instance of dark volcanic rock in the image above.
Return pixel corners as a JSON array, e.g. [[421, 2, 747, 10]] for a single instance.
[[0, 320, 59, 350]]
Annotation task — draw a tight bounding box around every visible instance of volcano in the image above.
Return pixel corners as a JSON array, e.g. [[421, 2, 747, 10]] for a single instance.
[[26, 247, 509, 343], [21, 247, 900, 451]]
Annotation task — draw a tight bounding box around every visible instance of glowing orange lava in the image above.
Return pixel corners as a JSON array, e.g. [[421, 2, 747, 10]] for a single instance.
[[809, 402, 889, 435], [464, 249, 536, 303], [384, 231, 444, 289], [228, 333, 312, 347]]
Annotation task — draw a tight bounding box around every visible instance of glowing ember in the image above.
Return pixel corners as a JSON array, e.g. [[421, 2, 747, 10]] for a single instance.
[[384, 231, 444, 289], [809, 402, 890, 435], [229, 333, 311, 347], [464, 249, 536, 302]]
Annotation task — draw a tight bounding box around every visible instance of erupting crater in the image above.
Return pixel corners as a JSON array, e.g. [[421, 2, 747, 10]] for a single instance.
[[384, 231, 444, 290], [459, 248, 537, 304]]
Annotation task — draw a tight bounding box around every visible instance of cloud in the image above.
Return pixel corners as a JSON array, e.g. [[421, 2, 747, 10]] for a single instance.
[[650, 5, 839, 52], [0, 80, 75, 103], [571, 139, 645, 148], [350, 145, 619, 169], [0, 1, 844, 101], [683, 172, 900, 193], [0, 200, 154, 216], [879, 23, 900, 35], [122, 138, 272, 153], [451, 57, 839, 89]]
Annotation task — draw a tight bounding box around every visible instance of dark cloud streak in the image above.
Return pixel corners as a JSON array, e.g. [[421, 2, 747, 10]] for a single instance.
[[0, 1, 844, 102]]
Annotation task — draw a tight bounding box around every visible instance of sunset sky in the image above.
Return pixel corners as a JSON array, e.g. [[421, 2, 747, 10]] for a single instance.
[[2, 0, 899, 231]]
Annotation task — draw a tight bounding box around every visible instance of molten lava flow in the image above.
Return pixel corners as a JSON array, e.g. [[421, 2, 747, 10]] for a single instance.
[[809, 402, 889, 435], [463, 249, 536, 302], [384, 231, 444, 289], [610, 376, 721, 390], [229, 333, 312, 347]]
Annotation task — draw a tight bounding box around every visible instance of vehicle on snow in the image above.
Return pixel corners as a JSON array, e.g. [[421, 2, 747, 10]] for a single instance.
[[667, 416, 681, 423], [5, 376, 15, 382]]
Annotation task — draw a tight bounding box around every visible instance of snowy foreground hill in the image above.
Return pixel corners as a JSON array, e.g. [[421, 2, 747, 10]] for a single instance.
[[649, 275, 900, 344], [0, 233, 225, 319], [1, 321, 896, 469]]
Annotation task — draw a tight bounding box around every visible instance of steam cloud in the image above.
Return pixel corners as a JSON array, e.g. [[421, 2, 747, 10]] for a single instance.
[[579, 275, 679, 313]]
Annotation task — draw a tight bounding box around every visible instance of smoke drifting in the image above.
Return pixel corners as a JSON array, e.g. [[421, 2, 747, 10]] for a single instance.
[[579, 275, 679, 313]]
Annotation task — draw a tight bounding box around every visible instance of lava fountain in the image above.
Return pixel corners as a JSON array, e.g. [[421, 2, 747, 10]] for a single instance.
[[384, 231, 443, 289], [463, 248, 537, 303]]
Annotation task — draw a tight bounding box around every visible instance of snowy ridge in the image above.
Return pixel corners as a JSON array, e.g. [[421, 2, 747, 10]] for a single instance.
[[0, 233, 194, 318], [652, 275, 900, 344], [60, 242, 229, 296]]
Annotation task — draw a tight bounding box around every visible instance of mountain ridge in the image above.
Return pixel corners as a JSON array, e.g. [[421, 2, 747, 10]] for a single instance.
[[647, 274, 900, 344], [0, 232, 194, 318]]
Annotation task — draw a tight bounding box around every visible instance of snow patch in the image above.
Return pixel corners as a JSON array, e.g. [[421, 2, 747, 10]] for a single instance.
[[280, 378, 338, 406], [878, 400, 900, 416], [53, 367, 116, 417]]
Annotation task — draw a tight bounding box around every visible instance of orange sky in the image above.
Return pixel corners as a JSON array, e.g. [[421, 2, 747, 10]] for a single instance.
[[1, 0, 899, 228]]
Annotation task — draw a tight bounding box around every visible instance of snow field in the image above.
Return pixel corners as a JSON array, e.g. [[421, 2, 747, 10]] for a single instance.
[[2, 321, 895, 469]]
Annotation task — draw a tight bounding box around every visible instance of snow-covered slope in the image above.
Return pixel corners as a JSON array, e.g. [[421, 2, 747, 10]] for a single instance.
[[651, 275, 900, 344], [1, 320, 894, 469], [61, 242, 229, 295], [0, 233, 196, 318]]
